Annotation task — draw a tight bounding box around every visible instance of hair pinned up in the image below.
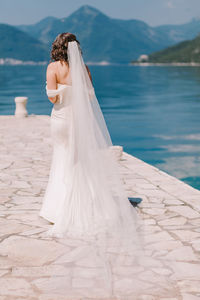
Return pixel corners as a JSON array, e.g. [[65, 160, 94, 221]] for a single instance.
[[51, 32, 81, 63]]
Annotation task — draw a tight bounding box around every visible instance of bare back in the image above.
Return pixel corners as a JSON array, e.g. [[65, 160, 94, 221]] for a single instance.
[[46, 60, 92, 103], [55, 61, 72, 86]]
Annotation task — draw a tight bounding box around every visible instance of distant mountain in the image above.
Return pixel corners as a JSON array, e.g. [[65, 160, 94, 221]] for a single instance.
[[0, 5, 199, 64], [149, 34, 200, 63], [0, 24, 49, 62], [17, 5, 167, 63], [156, 18, 200, 44], [17, 5, 200, 63], [18, 16, 59, 44]]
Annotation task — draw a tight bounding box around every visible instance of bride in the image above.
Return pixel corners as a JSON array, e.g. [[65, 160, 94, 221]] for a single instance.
[[38, 33, 174, 299], [39, 32, 140, 239]]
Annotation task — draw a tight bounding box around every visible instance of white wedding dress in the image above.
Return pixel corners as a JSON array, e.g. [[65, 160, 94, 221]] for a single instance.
[[39, 41, 140, 241], [38, 42, 176, 299]]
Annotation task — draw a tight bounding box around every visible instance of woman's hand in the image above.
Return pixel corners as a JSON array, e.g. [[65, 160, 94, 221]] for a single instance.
[[52, 95, 59, 104]]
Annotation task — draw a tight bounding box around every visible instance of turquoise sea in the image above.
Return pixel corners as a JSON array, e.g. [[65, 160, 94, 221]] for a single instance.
[[0, 65, 200, 190]]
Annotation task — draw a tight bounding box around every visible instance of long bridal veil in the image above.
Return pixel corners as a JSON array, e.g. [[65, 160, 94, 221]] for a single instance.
[[46, 41, 141, 243], [37, 41, 177, 299]]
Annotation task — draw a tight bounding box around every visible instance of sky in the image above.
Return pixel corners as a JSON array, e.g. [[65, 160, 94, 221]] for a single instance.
[[0, 0, 200, 27]]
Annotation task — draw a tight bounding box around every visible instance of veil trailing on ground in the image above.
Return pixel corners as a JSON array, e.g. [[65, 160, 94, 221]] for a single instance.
[[38, 41, 177, 299]]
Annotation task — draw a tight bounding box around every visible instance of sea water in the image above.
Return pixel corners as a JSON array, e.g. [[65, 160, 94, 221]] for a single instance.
[[0, 65, 200, 190]]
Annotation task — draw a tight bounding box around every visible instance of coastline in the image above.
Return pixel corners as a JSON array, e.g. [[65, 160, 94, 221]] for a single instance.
[[130, 62, 200, 67], [1, 59, 200, 67], [0, 58, 47, 66], [0, 58, 113, 66], [0, 58, 48, 65]]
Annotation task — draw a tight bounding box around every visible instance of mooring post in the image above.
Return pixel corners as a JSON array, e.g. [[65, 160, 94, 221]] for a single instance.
[[14, 97, 28, 117]]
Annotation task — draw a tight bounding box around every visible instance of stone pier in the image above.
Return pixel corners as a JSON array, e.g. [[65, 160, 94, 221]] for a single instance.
[[0, 115, 200, 300]]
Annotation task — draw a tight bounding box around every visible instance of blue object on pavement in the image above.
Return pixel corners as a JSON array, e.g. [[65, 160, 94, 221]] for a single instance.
[[128, 197, 143, 207]]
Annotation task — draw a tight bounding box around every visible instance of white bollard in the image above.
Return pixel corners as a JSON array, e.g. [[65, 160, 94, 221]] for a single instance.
[[14, 97, 28, 118], [110, 145, 123, 161]]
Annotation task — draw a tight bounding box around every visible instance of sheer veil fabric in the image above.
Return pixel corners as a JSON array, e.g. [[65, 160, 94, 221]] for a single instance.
[[38, 41, 177, 299]]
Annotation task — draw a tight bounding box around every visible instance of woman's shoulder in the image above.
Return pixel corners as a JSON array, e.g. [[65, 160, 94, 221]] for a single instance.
[[46, 62, 61, 78], [47, 61, 57, 71]]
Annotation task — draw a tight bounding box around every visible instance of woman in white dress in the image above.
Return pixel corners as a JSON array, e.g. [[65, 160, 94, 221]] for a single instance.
[[38, 33, 175, 299], [39, 32, 139, 240]]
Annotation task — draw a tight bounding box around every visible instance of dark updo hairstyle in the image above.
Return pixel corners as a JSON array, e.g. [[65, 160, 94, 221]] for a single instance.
[[51, 32, 81, 64]]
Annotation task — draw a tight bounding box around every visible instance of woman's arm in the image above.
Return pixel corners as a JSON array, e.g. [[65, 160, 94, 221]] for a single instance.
[[46, 63, 59, 104], [85, 65, 95, 100], [85, 65, 93, 84]]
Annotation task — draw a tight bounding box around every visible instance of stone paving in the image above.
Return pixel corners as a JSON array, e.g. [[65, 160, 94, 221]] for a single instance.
[[0, 115, 200, 300]]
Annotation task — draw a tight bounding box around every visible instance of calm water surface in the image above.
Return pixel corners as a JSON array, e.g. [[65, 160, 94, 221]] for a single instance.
[[0, 65, 200, 190]]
